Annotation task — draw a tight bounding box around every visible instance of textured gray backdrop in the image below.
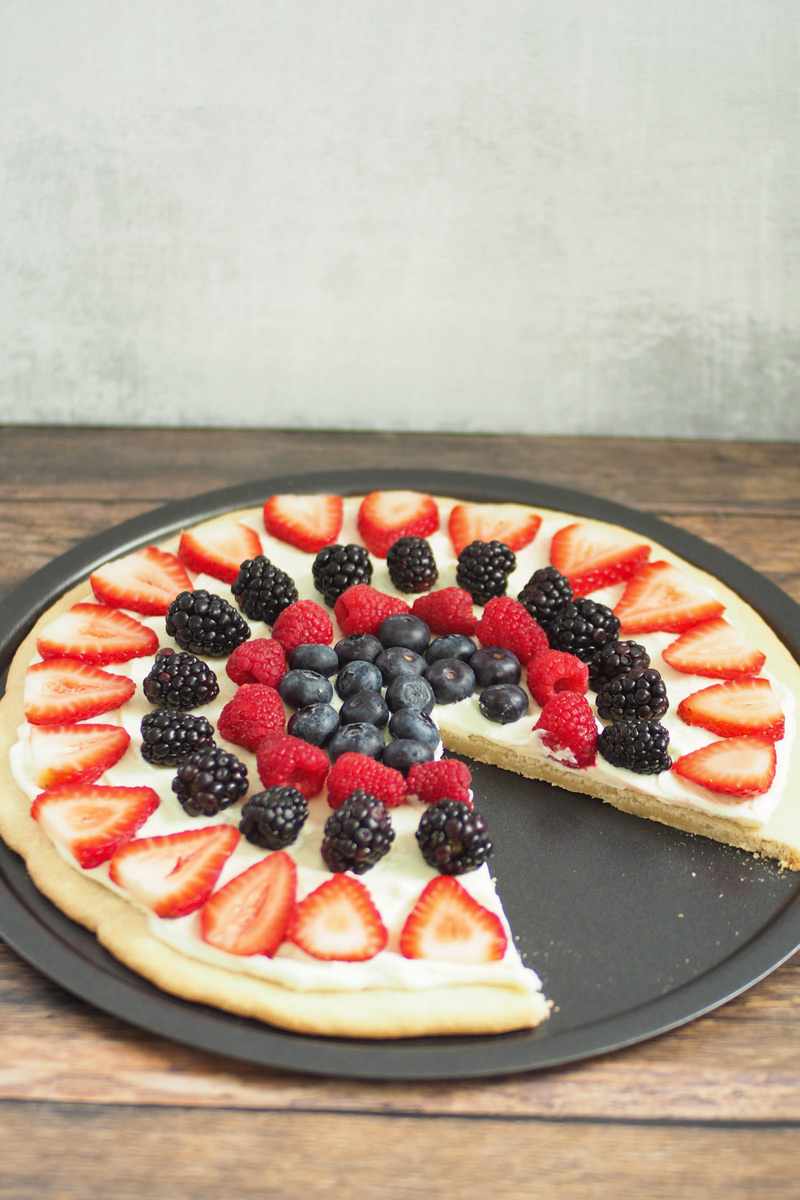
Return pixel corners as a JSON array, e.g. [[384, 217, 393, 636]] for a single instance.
[[2, 0, 799, 437]]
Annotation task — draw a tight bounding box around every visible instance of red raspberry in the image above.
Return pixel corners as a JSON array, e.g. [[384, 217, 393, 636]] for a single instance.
[[534, 693, 597, 769], [527, 649, 589, 707], [406, 759, 473, 805], [255, 732, 330, 798], [272, 599, 333, 654], [411, 587, 477, 635], [325, 752, 407, 809], [475, 596, 548, 665], [226, 638, 287, 687], [333, 584, 410, 637], [217, 683, 285, 752]]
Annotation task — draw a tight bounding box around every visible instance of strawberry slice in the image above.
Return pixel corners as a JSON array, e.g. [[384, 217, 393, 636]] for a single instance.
[[28, 723, 131, 788], [263, 493, 344, 554], [287, 874, 387, 961], [31, 783, 159, 868], [178, 517, 262, 584], [448, 503, 542, 558], [613, 561, 725, 634], [399, 875, 507, 963], [109, 825, 240, 918], [672, 734, 777, 799], [678, 678, 785, 741], [356, 491, 439, 558], [36, 603, 158, 665], [201, 851, 297, 956], [24, 658, 136, 726], [550, 523, 651, 596], [662, 616, 766, 679], [90, 546, 193, 615]]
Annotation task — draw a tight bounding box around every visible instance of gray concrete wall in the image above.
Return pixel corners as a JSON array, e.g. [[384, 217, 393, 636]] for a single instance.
[[2, 0, 799, 437]]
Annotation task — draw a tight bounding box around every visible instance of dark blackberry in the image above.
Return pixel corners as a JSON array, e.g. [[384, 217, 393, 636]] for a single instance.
[[172, 745, 249, 817], [231, 556, 298, 624], [517, 566, 574, 626], [312, 543, 372, 607], [588, 639, 651, 690], [386, 536, 438, 594], [415, 798, 493, 876], [140, 709, 215, 767], [142, 648, 220, 710], [597, 719, 672, 774], [321, 790, 395, 874], [546, 597, 620, 663], [456, 540, 516, 606], [596, 667, 669, 722], [239, 786, 309, 850], [165, 590, 251, 657]]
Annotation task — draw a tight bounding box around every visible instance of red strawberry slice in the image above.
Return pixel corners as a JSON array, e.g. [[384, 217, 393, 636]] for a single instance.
[[263, 493, 344, 554], [399, 876, 507, 963], [614, 561, 725, 635], [662, 617, 766, 679], [550, 523, 651, 596], [672, 735, 777, 799], [178, 517, 262, 584], [678, 679, 785, 741], [357, 491, 439, 558], [287, 874, 388, 961], [28, 722, 131, 788], [31, 783, 159, 868], [201, 850, 297, 956], [90, 546, 193, 615], [109, 825, 240, 918], [448, 503, 542, 558], [24, 658, 136, 726], [36, 603, 158, 665]]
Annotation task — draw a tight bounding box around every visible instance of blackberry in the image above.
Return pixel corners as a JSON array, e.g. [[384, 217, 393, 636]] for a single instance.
[[239, 786, 309, 850], [456, 540, 516, 606], [596, 667, 669, 722], [142, 648, 220, 710], [588, 639, 651, 690], [172, 745, 249, 817], [415, 798, 493, 875], [231, 556, 298, 624], [165, 590, 251, 657], [321, 790, 395, 874], [518, 566, 574, 626], [140, 709, 215, 767], [312, 543, 372, 607], [546, 597, 620, 663], [386, 536, 438, 594], [597, 719, 672, 774]]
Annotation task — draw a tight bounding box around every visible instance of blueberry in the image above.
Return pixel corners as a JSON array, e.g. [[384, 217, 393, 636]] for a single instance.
[[339, 690, 390, 729], [382, 738, 435, 775], [388, 707, 441, 750], [470, 646, 522, 687], [478, 683, 529, 724], [378, 613, 431, 654], [385, 673, 436, 715], [328, 722, 386, 761], [335, 658, 383, 699], [287, 703, 341, 746], [426, 658, 476, 704], [288, 643, 340, 676], [335, 633, 383, 665], [425, 634, 476, 665], [376, 646, 428, 685], [278, 668, 333, 709]]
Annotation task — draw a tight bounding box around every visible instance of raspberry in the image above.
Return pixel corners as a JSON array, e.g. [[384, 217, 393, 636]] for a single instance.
[[475, 596, 548, 665], [225, 638, 287, 687], [272, 599, 334, 654], [406, 759, 473, 805], [255, 731, 330, 798], [526, 649, 589, 707], [411, 587, 477, 635], [217, 683, 285, 752], [333, 584, 411, 637], [325, 752, 407, 810], [534, 693, 598, 769]]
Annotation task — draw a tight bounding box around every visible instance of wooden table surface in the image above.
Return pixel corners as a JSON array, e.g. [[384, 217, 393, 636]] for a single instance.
[[2, 427, 799, 1200]]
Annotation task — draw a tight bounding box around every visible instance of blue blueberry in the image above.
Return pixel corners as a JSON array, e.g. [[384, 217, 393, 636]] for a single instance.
[[288, 643, 340, 676], [381, 738, 435, 775], [278, 668, 333, 709], [425, 634, 477, 665], [388, 707, 441, 750], [378, 613, 431, 654], [376, 646, 428, 685], [339, 690, 390, 729], [470, 646, 522, 687], [335, 658, 383, 699], [426, 658, 476, 704], [335, 633, 383, 665], [328, 722, 385, 761], [478, 684, 529, 724], [385, 673, 436, 715], [287, 703, 341, 746]]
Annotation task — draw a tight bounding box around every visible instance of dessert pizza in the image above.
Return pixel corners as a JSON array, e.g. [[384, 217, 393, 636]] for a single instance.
[[1, 483, 799, 1042]]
